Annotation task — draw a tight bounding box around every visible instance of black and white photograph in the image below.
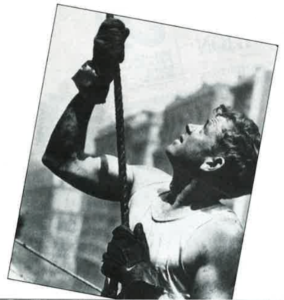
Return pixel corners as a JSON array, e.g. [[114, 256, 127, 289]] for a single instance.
[[8, 4, 277, 299]]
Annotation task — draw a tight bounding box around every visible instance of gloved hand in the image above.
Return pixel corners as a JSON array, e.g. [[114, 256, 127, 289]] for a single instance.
[[102, 223, 150, 281], [101, 223, 164, 299], [92, 18, 130, 82], [72, 18, 129, 103]]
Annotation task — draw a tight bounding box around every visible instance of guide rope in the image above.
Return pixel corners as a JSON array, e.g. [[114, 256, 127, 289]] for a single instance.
[[14, 239, 102, 294]]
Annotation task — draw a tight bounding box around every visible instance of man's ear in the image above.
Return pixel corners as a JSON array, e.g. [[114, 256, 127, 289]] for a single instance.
[[200, 157, 225, 172]]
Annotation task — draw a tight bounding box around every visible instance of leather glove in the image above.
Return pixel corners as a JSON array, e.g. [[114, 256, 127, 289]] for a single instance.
[[72, 18, 129, 103], [101, 223, 164, 299], [102, 223, 150, 279], [92, 18, 130, 82]]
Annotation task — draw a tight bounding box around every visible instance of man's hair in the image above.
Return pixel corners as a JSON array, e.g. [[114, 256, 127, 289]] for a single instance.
[[212, 104, 261, 198]]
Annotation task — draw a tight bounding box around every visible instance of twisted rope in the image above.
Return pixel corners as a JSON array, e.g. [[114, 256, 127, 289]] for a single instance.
[[101, 14, 130, 298], [114, 64, 130, 227], [106, 13, 129, 226]]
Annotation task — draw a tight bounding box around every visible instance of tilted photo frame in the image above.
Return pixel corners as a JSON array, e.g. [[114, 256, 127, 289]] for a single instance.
[[8, 4, 278, 299]]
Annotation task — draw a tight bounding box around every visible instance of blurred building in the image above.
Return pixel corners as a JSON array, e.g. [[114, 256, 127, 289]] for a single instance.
[[10, 161, 53, 284], [10, 159, 87, 291], [41, 176, 84, 290], [12, 68, 273, 293]]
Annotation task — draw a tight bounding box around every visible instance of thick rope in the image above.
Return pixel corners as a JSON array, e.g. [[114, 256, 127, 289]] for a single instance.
[[114, 64, 130, 227], [14, 239, 102, 294], [106, 15, 129, 227], [101, 14, 130, 298]]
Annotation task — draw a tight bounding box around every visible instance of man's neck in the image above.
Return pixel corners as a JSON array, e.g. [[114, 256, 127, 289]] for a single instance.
[[168, 170, 221, 209]]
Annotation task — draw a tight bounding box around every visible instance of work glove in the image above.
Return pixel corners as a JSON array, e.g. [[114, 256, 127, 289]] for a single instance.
[[101, 223, 164, 299], [72, 18, 129, 103], [92, 18, 130, 82]]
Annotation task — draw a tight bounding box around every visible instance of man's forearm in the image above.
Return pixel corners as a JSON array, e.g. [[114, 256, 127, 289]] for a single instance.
[[42, 71, 109, 171]]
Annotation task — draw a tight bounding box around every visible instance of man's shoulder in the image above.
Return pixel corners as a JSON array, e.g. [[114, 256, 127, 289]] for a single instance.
[[204, 203, 243, 231], [199, 209, 244, 257], [183, 207, 243, 262], [206, 205, 243, 237]]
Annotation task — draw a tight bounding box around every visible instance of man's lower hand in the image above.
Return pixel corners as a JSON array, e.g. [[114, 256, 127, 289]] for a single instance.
[[101, 223, 164, 299]]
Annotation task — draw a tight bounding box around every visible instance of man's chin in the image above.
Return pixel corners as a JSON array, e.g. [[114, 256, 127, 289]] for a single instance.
[[166, 140, 180, 155], [165, 144, 181, 169]]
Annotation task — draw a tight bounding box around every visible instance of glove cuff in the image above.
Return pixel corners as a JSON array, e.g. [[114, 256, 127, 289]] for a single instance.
[[72, 61, 110, 104]]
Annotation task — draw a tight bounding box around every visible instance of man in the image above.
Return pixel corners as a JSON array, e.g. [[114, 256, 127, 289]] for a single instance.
[[42, 18, 260, 299]]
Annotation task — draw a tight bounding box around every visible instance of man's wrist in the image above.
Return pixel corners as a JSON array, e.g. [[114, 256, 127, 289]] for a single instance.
[[120, 281, 164, 299], [139, 261, 161, 287], [72, 61, 110, 103]]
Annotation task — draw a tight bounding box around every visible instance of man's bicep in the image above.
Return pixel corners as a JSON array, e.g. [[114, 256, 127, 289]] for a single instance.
[[55, 154, 134, 201]]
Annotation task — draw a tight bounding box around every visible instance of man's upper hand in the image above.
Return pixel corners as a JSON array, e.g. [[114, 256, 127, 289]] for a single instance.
[[72, 18, 129, 103], [92, 18, 130, 81]]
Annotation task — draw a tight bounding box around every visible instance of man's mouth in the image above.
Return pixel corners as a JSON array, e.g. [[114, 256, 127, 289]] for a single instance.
[[179, 135, 184, 143]]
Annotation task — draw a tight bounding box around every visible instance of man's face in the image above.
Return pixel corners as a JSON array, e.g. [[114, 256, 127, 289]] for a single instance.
[[166, 115, 233, 173]]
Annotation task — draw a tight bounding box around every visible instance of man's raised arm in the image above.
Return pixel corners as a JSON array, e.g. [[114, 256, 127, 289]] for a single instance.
[[42, 18, 132, 201]]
